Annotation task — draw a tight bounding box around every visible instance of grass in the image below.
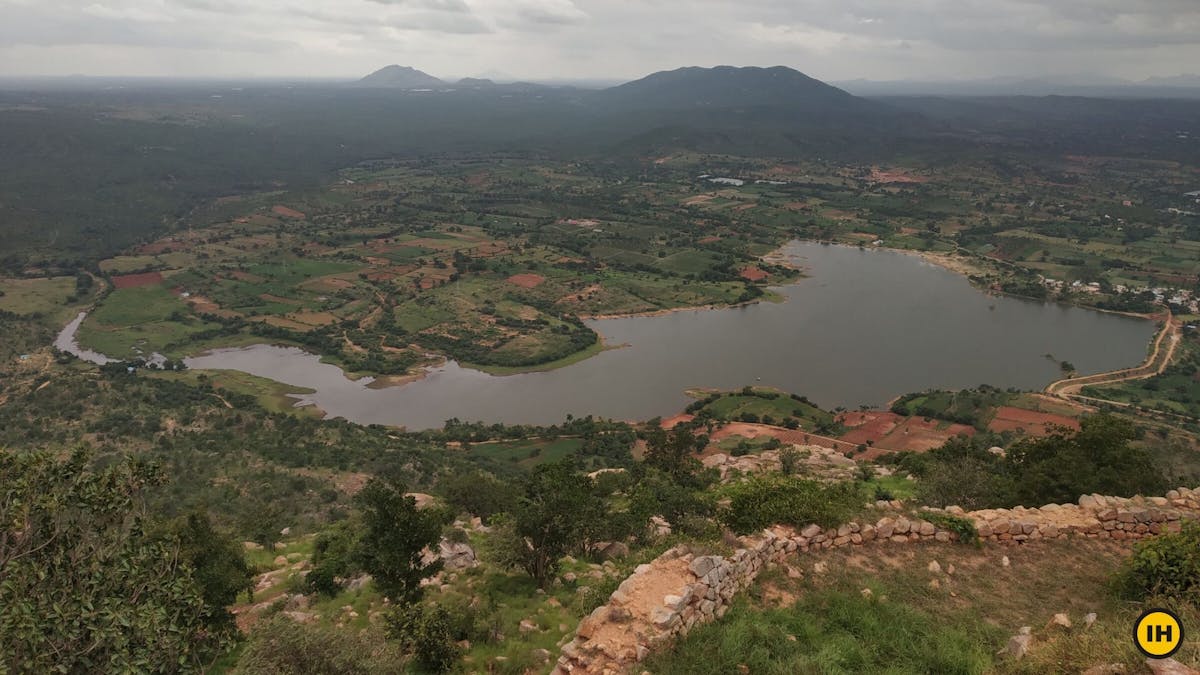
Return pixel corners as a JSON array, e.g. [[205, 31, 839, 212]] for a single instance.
[[0, 276, 78, 317], [152, 369, 319, 415], [468, 437, 585, 467], [77, 283, 222, 358], [652, 538, 1200, 675], [463, 339, 608, 375]]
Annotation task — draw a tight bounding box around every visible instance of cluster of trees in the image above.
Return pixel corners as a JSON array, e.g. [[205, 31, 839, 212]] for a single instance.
[[890, 415, 1167, 510]]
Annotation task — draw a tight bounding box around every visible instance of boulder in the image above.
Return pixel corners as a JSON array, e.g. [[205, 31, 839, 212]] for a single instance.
[[997, 629, 1032, 660], [598, 541, 630, 560], [689, 556, 722, 578], [439, 539, 478, 570], [1047, 613, 1071, 630], [927, 560, 942, 574], [1146, 658, 1200, 675]]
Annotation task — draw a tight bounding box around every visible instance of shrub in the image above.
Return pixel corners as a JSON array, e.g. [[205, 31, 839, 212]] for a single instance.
[[1115, 522, 1200, 601], [720, 476, 861, 535], [385, 604, 461, 673], [236, 616, 406, 674], [923, 512, 980, 546]]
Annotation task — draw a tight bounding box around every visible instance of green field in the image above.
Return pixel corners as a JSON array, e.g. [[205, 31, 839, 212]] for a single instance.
[[0, 276, 81, 324], [77, 283, 223, 358]]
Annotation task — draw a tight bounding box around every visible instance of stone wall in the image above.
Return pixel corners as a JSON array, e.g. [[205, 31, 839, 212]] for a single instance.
[[553, 486, 1200, 674]]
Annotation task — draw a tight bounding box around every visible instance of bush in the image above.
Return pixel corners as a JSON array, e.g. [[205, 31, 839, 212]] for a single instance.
[[235, 616, 406, 674], [1116, 522, 1200, 601], [720, 476, 862, 535], [923, 512, 980, 546], [385, 604, 461, 673]]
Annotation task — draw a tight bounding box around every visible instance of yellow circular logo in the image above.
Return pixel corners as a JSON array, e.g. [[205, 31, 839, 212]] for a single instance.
[[1134, 608, 1184, 659]]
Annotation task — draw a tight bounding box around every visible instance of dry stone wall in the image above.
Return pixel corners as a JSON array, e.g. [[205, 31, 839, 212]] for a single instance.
[[553, 486, 1200, 674]]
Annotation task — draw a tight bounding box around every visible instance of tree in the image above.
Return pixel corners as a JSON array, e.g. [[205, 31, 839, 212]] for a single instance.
[[439, 469, 516, 524], [306, 520, 361, 597], [488, 461, 604, 587], [999, 414, 1165, 506], [1, 451, 230, 673], [643, 425, 704, 483], [167, 511, 254, 630], [355, 478, 444, 604]]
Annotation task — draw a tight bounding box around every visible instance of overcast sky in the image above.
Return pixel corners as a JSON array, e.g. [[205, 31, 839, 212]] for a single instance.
[[1, 0, 1198, 82]]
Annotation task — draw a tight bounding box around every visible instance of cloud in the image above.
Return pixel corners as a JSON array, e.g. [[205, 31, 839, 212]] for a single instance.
[[0, 0, 1197, 79]]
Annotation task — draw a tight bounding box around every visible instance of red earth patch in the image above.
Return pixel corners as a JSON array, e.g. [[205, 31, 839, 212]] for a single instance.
[[507, 273, 546, 289], [987, 406, 1080, 436], [739, 266, 769, 282], [111, 271, 164, 289], [271, 205, 306, 219]]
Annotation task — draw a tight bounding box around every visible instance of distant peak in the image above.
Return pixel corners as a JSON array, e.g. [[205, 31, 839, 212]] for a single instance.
[[358, 65, 445, 88]]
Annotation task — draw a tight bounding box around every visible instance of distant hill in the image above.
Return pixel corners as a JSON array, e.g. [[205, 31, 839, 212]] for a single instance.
[[357, 65, 445, 89], [456, 77, 495, 88], [595, 65, 863, 111]]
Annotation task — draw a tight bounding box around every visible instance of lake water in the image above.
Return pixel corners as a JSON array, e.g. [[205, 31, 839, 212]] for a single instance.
[[168, 242, 1157, 429]]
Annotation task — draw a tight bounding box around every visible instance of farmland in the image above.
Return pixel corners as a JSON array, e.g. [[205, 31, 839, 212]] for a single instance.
[[67, 150, 1200, 388]]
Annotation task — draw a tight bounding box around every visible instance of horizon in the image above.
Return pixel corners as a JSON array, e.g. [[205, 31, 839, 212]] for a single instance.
[[2, 1, 1199, 82]]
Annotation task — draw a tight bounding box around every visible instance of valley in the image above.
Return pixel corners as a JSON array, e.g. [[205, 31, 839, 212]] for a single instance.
[[2, 62, 1200, 675]]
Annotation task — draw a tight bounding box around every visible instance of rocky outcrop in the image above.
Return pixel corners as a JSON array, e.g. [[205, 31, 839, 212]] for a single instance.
[[553, 486, 1200, 674]]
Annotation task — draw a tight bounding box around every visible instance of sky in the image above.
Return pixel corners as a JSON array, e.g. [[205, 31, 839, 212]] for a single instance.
[[1, 0, 1199, 82]]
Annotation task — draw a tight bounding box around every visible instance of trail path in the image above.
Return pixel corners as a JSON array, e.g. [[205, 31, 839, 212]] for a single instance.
[[1045, 310, 1178, 398]]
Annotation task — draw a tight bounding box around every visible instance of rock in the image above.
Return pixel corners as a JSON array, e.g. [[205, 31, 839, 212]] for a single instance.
[[1083, 612, 1097, 628], [663, 594, 688, 612], [997, 631, 1032, 660], [860, 588, 873, 598], [273, 555, 288, 566], [283, 594, 309, 611], [532, 648, 552, 664], [927, 560, 942, 574], [599, 541, 630, 560], [346, 574, 372, 591], [785, 565, 803, 579], [1146, 658, 1200, 675], [243, 541, 263, 551], [689, 556, 722, 578], [282, 611, 316, 624], [812, 561, 828, 575], [1047, 613, 1072, 629], [918, 521, 936, 536], [279, 527, 292, 536], [608, 606, 632, 623], [946, 563, 955, 576], [651, 607, 680, 630], [800, 524, 822, 538], [928, 579, 940, 590], [519, 619, 538, 634], [563, 572, 577, 583], [439, 539, 477, 570], [1001, 556, 1010, 568], [1081, 665, 1125, 675]]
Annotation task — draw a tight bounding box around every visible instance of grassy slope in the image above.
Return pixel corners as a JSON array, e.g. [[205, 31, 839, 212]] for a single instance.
[[651, 538, 1198, 674]]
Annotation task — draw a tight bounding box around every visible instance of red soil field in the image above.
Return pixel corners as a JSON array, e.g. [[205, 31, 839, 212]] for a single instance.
[[111, 271, 164, 289], [987, 406, 1080, 435], [507, 273, 546, 289], [837, 411, 975, 455], [271, 205, 306, 219], [660, 414, 695, 430], [739, 266, 769, 282]]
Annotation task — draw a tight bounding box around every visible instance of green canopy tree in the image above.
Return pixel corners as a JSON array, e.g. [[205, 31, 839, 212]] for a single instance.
[[1, 450, 231, 673], [489, 461, 605, 587], [354, 477, 444, 604]]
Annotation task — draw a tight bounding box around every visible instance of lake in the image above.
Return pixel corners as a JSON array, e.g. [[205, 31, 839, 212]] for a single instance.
[[169, 241, 1158, 429]]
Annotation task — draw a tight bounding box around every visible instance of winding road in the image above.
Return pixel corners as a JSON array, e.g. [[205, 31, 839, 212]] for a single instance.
[[1044, 309, 1179, 399]]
